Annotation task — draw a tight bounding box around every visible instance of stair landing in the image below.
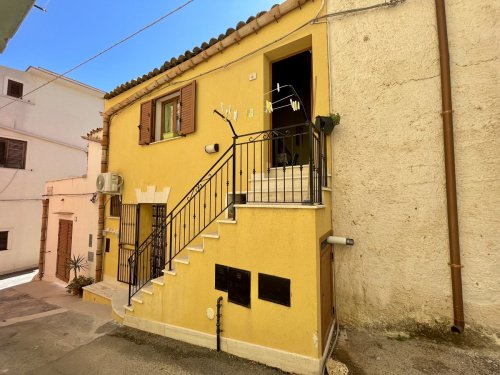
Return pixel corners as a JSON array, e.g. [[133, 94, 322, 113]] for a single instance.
[[83, 281, 128, 323]]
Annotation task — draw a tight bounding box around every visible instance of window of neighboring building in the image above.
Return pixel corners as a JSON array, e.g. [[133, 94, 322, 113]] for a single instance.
[[110, 195, 121, 217], [0, 137, 27, 169], [7, 79, 23, 98], [0, 231, 9, 251], [139, 81, 196, 145]]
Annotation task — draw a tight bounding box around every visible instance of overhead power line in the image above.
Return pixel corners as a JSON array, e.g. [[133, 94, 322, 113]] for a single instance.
[[0, 0, 195, 112]]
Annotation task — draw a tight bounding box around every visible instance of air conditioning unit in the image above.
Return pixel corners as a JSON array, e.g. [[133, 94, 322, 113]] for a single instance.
[[96, 173, 124, 194]]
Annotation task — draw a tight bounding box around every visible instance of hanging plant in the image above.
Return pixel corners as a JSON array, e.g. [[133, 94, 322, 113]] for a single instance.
[[330, 113, 341, 126]]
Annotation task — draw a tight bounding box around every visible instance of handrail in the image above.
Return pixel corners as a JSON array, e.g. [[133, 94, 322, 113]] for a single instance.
[[128, 123, 327, 304]]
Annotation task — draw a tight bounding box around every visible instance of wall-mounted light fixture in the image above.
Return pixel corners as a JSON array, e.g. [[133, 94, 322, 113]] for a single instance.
[[205, 144, 219, 154]]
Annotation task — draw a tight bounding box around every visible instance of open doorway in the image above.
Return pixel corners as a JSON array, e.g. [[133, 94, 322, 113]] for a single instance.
[[271, 50, 312, 166]]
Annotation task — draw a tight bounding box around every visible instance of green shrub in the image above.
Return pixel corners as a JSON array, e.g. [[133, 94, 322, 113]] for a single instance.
[[66, 275, 94, 297]]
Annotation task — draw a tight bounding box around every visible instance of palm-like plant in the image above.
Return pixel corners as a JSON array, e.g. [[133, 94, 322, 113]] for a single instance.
[[67, 254, 88, 280]]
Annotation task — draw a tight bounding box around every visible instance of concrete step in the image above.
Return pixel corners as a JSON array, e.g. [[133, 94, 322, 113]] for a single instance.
[[131, 296, 143, 304], [246, 190, 312, 204], [173, 256, 189, 265], [151, 277, 165, 286], [268, 165, 310, 178], [249, 176, 312, 192], [187, 244, 204, 252], [163, 269, 177, 276], [201, 231, 220, 239]]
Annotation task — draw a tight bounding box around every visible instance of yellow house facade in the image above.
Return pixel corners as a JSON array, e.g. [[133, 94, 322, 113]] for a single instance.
[[84, 1, 337, 373]]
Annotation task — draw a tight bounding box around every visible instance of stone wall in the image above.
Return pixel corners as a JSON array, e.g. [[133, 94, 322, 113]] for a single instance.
[[327, 0, 499, 337]]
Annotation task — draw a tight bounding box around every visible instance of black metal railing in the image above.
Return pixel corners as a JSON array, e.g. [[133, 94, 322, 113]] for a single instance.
[[117, 204, 139, 283], [127, 122, 327, 304]]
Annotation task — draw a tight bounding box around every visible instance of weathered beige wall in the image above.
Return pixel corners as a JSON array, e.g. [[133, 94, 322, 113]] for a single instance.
[[327, 0, 499, 337]]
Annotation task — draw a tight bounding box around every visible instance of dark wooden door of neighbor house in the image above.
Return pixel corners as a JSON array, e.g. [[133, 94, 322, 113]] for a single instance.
[[118, 204, 140, 283], [151, 204, 167, 279], [320, 236, 334, 351], [56, 219, 73, 282]]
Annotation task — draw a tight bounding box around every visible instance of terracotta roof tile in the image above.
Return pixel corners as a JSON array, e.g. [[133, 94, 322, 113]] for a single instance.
[[104, 4, 280, 99]]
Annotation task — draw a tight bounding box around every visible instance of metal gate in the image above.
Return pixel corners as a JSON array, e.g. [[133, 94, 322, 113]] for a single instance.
[[117, 204, 139, 283], [151, 204, 167, 279]]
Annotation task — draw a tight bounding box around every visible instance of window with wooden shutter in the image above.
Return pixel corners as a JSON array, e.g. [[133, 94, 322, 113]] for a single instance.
[[0, 231, 8, 251], [139, 100, 154, 145], [179, 81, 196, 135], [0, 137, 27, 169], [141, 81, 196, 144], [7, 80, 23, 98]]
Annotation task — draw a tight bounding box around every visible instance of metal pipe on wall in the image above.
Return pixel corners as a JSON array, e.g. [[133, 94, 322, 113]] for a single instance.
[[435, 0, 465, 333], [38, 198, 49, 279]]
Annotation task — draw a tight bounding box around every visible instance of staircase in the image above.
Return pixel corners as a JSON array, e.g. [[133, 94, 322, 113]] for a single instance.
[[127, 122, 328, 305], [125, 219, 234, 314]]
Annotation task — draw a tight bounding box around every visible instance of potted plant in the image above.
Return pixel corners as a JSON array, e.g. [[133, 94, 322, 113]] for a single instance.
[[65, 254, 93, 297], [66, 275, 94, 297]]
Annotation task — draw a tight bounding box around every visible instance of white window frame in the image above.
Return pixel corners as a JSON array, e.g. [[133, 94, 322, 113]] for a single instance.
[[154, 91, 181, 142]]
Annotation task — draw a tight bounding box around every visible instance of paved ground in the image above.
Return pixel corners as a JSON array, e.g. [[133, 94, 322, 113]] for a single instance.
[[1, 276, 499, 374], [332, 327, 500, 375], [0, 279, 283, 375]]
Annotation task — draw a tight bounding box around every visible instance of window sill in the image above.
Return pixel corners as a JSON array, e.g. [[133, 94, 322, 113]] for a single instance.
[[151, 135, 183, 145], [0, 166, 26, 170]]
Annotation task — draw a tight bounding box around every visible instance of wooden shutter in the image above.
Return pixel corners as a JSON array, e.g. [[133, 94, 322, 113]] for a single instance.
[[0, 140, 5, 165], [139, 100, 154, 145], [179, 81, 196, 135], [0, 231, 8, 250], [7, 80, 23, 98], [5, 139, 26, 169]]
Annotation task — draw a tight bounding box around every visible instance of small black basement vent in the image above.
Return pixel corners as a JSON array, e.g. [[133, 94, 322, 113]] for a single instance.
[[228, 267, 251, 308], [215, 264, 228, 292], [215, 264, 251, 308], [258, 273, 291, 307]]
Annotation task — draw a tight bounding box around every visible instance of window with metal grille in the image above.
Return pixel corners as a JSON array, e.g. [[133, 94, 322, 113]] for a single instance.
[[0, 137, 27, 169], [7, 79, 23, 98], [110, 195, 121, 217], [0, 231, 8, 251]]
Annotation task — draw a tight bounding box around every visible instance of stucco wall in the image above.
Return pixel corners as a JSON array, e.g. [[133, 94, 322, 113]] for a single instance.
[[326, 0, 499, 336], [43, 138, 102, 282], [126, 204, 332, 364], [0, 65, 103, 276], [0, 131, 87, 275], [0, 66, 103, 148], [102, 0, 330, 281]]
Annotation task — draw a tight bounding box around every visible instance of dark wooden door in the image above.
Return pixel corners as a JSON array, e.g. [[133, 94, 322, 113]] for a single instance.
[[320, 238, 334, 351], [56, 219, 73, 282]]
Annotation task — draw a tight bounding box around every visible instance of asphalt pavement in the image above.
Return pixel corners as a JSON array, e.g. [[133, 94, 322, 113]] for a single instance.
[[0, 279, 284, 375]]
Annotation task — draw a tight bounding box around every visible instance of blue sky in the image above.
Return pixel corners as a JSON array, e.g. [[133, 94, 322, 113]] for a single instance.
[[0, 0, 278, 92]]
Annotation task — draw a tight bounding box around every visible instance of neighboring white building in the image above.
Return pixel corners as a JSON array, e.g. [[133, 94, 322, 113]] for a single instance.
[[41, 129, 102, 283], [0, 65, 104, 276]]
